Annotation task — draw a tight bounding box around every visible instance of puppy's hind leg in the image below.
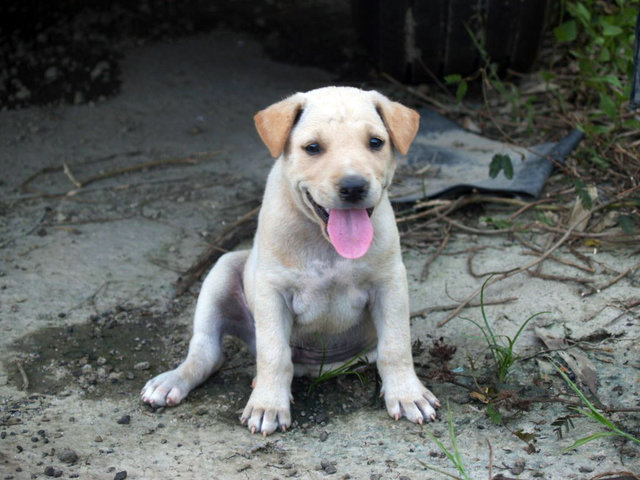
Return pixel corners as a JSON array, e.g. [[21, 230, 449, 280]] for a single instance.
[[141, 250, 253, 408]]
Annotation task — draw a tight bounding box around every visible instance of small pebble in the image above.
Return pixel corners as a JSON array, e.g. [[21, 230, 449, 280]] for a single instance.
[[510, 459, 525, 475], [319, 431, 328, 442], [116, 415, 130, 425], [320, 460, 337, 475], [114, 471, 127, 480], [57, 447, 78, 464], [94, 436, 103, 442], [44, 466, 62, 477], [133, 362, 150, 371]]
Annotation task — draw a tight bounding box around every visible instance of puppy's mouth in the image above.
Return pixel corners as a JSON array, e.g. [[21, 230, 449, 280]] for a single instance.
[[305, 191, 374, 259]]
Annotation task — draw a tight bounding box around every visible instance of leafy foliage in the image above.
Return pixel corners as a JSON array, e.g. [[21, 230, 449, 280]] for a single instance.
[[550, 0, 640, 167], [489, 153, 514, 180]]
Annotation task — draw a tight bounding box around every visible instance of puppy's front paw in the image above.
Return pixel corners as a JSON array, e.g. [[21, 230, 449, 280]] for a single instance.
[[141, 369, 192, 408], [241, 385, 292, 436], [381, 374, 440, 424]]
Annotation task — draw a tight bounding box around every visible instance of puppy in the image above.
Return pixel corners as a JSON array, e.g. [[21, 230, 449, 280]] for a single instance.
[[141, 86, 440, 435]]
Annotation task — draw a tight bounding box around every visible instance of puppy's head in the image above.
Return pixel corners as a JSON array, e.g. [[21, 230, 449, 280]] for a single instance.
[[254, 87, 419, 259]]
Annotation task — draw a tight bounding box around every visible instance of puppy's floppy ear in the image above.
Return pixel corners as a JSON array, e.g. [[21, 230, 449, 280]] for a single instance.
[[254, 93, 305, 158], [371, 92, 420, 155]]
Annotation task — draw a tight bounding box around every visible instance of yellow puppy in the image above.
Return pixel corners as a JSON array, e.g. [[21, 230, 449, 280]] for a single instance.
[[141, 86, 440, 435]]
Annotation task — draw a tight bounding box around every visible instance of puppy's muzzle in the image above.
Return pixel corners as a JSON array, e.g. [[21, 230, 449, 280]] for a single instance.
[[339, 175, 369, 204]]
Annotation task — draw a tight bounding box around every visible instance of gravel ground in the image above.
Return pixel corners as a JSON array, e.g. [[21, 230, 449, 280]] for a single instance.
[[1, 3, 639, 479]]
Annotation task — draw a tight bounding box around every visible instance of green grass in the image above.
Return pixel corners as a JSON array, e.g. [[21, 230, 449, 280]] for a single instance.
[[464, 277, 547, 384], [418, 404, 473, 480], [554, 362, 640, 451], [306, 348, 369, 394]]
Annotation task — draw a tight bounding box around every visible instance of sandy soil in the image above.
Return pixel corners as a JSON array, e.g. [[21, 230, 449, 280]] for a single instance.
[[1, 24, 639, 480]]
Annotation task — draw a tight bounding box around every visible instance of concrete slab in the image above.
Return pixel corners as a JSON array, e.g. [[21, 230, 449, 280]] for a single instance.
[[1, 31, 638, 480]]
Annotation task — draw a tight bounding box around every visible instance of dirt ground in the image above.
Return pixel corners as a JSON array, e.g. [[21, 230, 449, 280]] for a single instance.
[[1, 9, 639, 480]]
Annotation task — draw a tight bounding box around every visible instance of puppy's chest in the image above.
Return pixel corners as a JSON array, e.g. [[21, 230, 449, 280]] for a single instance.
[[288, 262, 372, 331]]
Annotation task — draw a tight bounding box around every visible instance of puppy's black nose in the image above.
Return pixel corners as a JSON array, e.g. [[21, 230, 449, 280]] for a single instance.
[[339, 175, 369, 203]]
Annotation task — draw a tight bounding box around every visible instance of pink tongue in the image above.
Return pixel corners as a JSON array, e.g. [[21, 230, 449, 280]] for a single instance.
[[327, 209, 373, 259]]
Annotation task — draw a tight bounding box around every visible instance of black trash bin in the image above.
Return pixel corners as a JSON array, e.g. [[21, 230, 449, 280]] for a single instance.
[[353, 0, 552, 83]]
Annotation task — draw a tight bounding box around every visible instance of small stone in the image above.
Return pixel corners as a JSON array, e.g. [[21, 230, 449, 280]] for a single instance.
[[315, 411, 328, 424], [57, 448, 78, 464], [114, 472, 127, 480], [319, 431, 328, 442], [116, 415, 130, 425], [133, 362, 150, 371], [44, 466, 62, 477], [320, 460, 337, 475], [94, 436, 103, 442], [579, 466, 594, 473], [510, 459, 525, 475]]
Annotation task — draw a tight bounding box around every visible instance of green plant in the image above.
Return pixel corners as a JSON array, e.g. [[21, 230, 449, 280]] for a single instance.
[[464, 277, 548, 384], [551, 0, 640, 169], [489, 153, 514, 180], [306, 348, 369, 394], [419, 403, 472, 480], [553, 363, 640, 451]]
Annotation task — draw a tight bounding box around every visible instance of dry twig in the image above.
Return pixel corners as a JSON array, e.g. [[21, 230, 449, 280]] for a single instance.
[[15, 360, 29, 390], [175, 206, 260, 296], [410, 297, 517, 319], [437, 187, 639, 327], [583, 259, 640, 298], [421, 224, 451, 280]]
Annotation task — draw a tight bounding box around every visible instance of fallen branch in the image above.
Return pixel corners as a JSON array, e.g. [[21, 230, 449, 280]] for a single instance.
[[421, 224, 451, 280], [19, 150, 143, 191], [437, 187, 639, 327], [410, 297, 517, 319], [528, 270, 594, 286], [174, 205, 260, 297], [70, 153, 222, 189], [516, 235, 595, 273], [583, 259, 640, 298]]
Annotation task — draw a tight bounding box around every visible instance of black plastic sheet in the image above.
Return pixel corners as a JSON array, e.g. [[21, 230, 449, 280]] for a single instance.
[[390, 108, 584, 203]]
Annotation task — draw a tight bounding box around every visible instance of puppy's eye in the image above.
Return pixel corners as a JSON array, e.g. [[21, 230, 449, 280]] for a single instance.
[[304, 143, 322, 155], [369, 137, 384, 150]]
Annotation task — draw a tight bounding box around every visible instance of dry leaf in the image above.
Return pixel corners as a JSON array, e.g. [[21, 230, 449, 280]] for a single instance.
[[535, 328, 600, 396]]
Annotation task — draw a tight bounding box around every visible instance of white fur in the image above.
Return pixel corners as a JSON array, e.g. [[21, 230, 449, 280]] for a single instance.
[[141, 87, 439, 435]]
